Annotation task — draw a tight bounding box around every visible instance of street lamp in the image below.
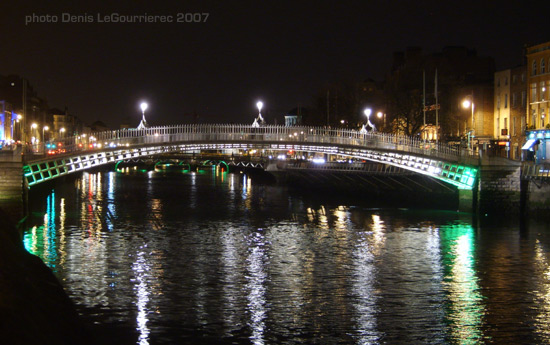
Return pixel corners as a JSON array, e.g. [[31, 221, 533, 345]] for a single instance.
[[462, 97, 475, 150], [138, 102, 149, 129], [377, 111, 386, 130], [60, 127, 66, 139], [257, 101, 264, 124], [42, 126, 49, 153], [364, 108, 375, 131]]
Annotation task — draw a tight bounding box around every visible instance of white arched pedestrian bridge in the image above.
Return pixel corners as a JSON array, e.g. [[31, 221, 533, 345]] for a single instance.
[[24, 124, 479, 189]]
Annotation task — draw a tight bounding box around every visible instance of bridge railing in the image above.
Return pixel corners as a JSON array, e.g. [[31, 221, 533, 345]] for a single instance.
[[50, 124, 478, 163]]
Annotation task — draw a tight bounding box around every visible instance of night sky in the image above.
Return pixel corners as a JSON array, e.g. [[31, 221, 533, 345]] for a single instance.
[[2, 1, 548, 128]]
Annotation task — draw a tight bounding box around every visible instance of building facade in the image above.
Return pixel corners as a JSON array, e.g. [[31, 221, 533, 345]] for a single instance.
[[509, 65, 527, 160], [525, 42, 550, 162], [493, 67, 527, 159]]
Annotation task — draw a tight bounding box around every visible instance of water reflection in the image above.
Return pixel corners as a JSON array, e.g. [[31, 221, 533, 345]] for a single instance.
[[534, 239, 550, 342], [440, 223, 486, 344], [22, 170, 550, 344], [351, 213, 386, 344], [245, 231, 268, 345], [133, 245, 151, 345]]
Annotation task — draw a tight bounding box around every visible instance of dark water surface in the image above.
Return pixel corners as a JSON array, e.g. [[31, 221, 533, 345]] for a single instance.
[[24, 169, 550, 344]]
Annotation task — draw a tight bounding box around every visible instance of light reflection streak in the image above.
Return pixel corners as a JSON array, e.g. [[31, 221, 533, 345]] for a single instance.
[[220, 227, 245, 336], [352, 213, 386, 343], [533, 240, 550, 342], [59, 198, 67, 266], [106, 172, 116, 231], [133, 246, 151, 345], [246, 232, 268, 345], [441, 224, 485, 344]]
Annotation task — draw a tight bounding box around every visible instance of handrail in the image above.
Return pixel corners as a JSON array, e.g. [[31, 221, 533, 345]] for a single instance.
[[45, 124, 479, 164]]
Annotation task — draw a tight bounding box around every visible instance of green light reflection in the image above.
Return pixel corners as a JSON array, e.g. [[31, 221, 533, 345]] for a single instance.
[[23, 191, 59, 270], [440, 223, 486, 344]]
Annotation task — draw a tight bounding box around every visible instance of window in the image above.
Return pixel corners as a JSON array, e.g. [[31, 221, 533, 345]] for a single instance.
[[542, 58, 546, 74], [533, 109, 537, 128], [512, 74, 517, 84], [497, 95, 501, 109], [542, 111, 546, 128], [513, 116, 517, 136], [531, 83, 537, 102], [522, 91, 527, 107], [505, 93, 508, 108], [512, 92, 517, 107], [533, 60, 537, 76], [540, 82, 546, 101]]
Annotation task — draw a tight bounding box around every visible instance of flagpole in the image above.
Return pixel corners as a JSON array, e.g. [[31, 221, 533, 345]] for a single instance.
[[435, 68, 439, 143], [423, 70, 426, 141]]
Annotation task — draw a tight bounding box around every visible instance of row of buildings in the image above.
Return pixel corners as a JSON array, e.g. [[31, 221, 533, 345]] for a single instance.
[[0, 75, 112, 149], [286, 41, 550, 162]]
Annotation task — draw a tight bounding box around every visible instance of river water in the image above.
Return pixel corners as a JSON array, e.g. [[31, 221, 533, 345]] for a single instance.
[[23, 168, 550, 344]]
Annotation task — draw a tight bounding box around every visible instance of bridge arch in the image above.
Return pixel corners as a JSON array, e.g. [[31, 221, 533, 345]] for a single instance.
[[23, 124, 478, 189]]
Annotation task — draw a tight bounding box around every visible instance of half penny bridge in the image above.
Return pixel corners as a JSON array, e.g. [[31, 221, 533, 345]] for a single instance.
[[0, 124, 530, 219]]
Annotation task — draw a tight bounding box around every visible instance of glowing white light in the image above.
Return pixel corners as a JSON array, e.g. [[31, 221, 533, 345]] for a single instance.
[[462, 100, 471, 109], [364, 108, 372, 117], [256, 101, 263, 112], [140, 102, 148, 112], [312, 158, 326, 164]]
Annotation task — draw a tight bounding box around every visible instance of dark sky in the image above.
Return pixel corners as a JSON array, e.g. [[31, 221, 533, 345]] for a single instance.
[[2, 1, 548, 128]]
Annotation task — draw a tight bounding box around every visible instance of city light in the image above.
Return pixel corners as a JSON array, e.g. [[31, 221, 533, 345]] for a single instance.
[[364, 108, 372, 118]]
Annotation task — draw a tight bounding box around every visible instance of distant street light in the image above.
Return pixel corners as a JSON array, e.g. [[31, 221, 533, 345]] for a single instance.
[[377, 111, 386, 130], [462, 97, 475, 150], [60, 127, 66, 139], [43, 126, 49, 154]]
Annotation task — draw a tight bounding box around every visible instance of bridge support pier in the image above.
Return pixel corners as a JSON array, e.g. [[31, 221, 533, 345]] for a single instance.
[[458, 189, 475, 213], [0, 150, 26, 224]]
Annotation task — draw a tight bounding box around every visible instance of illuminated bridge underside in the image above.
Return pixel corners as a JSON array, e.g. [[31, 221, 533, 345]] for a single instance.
[[25, 141, 477, 189]]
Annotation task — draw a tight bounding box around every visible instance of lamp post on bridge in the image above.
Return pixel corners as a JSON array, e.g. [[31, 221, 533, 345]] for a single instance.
[[253, 100, 264, 127], [138, 102, 149, 129]]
